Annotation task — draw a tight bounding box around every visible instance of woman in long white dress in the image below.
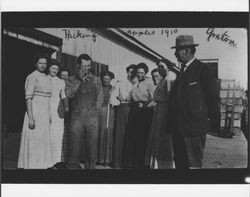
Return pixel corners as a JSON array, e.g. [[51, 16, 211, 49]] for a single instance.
[[48, 61, 68, 166], [18, 54, 53, 169]]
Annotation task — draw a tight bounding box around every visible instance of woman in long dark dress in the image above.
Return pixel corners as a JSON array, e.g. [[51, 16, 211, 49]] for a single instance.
[[97, 71, 115, 166], [145, 68, 174, 169], [123, 63, 155, 169], [110, 64, 136, 168]]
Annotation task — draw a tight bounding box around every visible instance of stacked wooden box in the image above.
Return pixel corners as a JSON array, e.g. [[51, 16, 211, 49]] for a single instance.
[[220, 79, 244, 136]]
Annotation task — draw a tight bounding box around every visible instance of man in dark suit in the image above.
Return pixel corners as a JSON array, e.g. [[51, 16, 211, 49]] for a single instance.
[[168, 35, 220, 169]]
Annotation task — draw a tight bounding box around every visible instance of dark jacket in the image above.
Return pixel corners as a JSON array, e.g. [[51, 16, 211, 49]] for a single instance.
[[168, 59, 220, 137]]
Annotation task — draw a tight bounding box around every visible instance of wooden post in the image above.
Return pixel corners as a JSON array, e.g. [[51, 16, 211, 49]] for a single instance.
[[230, 84, 236, 137], [224, 84, 230, 132], [222, 84, 233, 138]]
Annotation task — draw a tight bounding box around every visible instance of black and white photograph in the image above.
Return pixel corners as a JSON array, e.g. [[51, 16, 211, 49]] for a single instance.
[[1, 12, 249, 185]]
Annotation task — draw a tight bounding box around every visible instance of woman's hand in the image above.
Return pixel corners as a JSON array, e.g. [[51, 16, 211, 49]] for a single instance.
[[65, 107, 69, 113], [78, 68, 89, 81], [146, 101, 156, 108], [58, 103, 65, 119], [28, 118, 35, 129]]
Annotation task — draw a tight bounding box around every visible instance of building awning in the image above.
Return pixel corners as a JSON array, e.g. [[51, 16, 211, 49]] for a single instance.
[[90, 28, 180, 73], [3, 28, 63, 51]]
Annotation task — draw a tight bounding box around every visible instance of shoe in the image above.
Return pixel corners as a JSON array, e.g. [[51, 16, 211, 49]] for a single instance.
[[47, 162, 69, 169], [68, 163, 81, 169]]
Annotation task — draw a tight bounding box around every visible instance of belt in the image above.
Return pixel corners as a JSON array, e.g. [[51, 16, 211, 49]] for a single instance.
[[131, 101, 150, 108], [120, 101, 131, 104], [79, 90, 95, 93], [33, 91, 51, 97]]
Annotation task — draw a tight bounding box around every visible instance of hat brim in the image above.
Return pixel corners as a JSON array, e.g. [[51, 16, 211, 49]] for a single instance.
[[171, 44, 199, 49]]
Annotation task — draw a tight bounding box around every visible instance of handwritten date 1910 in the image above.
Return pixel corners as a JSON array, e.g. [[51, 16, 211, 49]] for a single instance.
[[161, 29, 178, 37]]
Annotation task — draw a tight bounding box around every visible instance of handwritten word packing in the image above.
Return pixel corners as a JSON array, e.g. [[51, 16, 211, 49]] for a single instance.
[[62, 29, 97, 42], [206, 28, 237, 47]]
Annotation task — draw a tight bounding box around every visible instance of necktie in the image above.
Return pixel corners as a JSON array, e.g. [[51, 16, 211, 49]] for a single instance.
[[177, 63, 186, 81]]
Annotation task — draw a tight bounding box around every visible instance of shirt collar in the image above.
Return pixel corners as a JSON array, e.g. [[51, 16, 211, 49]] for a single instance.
[[136, 77, 146, 86], [49, 75, 57, 78], [185, 57, 196, 67], [86, 72, 94, 80], [35, 70, 46, 76], [138, 78, 145, 83]]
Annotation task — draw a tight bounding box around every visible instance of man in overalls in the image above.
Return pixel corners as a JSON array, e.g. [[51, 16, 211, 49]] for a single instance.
[[66, 54, 103, 169]]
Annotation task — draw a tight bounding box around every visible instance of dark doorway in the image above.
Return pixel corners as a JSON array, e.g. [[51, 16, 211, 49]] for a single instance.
[[2, 35, 55, 133], [199, 59, 219, 79]]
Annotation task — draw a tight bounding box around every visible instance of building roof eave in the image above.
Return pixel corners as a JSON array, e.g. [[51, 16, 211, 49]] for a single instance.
[[90, 28, 162, 63], [4, 28, 63, 47]]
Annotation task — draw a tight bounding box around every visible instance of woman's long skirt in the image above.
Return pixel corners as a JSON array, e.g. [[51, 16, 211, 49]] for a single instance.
[[112, 103, 130, 168], [145, 102, 174, 169], [97, 104, 115, 165], [18, 96, 53, 169], [61, 112, 70, 162], [50, 99, 64, 165], [123, 104, 154, 169]]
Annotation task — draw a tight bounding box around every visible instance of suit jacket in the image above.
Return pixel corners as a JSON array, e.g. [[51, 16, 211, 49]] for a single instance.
[[168, 59, 220, 137]]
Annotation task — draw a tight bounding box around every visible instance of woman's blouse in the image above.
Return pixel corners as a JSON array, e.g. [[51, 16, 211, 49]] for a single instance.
[[153, 79, 169, 103], [49, 76, 66, 101], [131, 77, 155, 102], [110, 78, 134, 105], [25, 70, 52, 99]]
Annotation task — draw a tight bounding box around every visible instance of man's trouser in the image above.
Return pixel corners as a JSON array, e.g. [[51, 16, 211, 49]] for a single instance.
[[68, 107, 99, 169], [172, 119, 206, 169]]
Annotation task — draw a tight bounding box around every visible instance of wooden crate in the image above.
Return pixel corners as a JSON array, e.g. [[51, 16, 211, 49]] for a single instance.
[[220, 79, 241, 90], [220, 119, 241, 127], [221, 98, 243, 105], [233, 127, 242, 136], [220, 127, 242, 136], [220, 112, 241, 120], [219, 79, 245, 134], [220, 89, 243, 98], [220, 105, 244, 113]]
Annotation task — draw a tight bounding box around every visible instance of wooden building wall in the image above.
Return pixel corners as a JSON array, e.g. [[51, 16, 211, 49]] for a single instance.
[[37, 28, 156, 81]]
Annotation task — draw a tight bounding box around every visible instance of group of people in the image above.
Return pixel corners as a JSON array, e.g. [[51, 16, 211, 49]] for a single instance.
[[17, 35, 220, 170], [18, 55, 68, 169]]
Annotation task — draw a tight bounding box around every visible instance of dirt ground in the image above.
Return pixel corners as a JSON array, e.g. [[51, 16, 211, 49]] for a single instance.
[[2, 131, 248, 169], [203, 132, 248, 168]]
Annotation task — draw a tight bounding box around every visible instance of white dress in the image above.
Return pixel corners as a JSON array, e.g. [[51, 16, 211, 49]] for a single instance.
[[49, 76, 66, 165], [18, 70, 53, 169]]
